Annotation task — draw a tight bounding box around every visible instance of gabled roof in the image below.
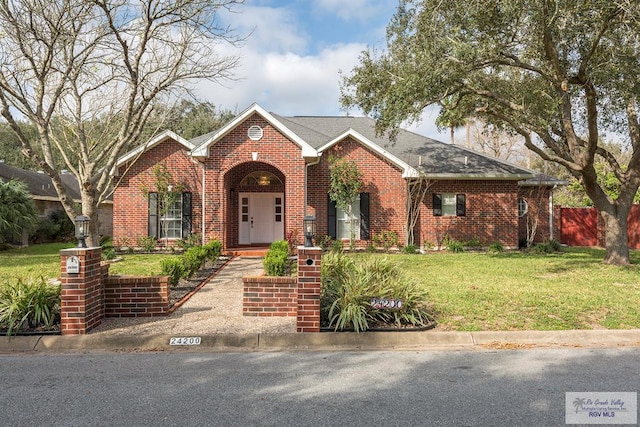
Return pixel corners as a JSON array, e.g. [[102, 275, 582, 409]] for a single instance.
[[0, 162, 81, 201], [190, 103, 317, 159], [116, 130, 194, 168], [273, 114, 535, 180]]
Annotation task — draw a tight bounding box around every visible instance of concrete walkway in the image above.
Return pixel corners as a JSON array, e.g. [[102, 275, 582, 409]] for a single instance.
[[90, 257, 297, 336]]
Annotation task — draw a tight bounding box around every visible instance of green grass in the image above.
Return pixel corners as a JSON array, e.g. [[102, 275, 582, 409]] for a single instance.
[[0, 243, 178, 280], [349, 247, 640, 331], [2, 244, 639, 331]]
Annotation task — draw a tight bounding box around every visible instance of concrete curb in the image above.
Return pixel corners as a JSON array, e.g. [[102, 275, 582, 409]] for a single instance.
[[1, 329, 639, 353]]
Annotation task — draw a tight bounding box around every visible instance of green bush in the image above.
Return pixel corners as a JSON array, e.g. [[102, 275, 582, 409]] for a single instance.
[[0, 277, 61, 335], [402, 244, 419, 254], [446, 240, 465, 253], [176, 233, 202, 251], [548, 239, 562, 252], [314, 234, 333, 251], [183, 245, 207, 276], [321, 255, 433, 332], [263, 240, 290, 276], [31, 210, 75, 244], [373, 230, 399, 252], [136, 236, 157, 253], [330, 239, 344, 253], [161, 258, 186, 286], [488, 241, 504, 254], [203, 239, 222, 261]]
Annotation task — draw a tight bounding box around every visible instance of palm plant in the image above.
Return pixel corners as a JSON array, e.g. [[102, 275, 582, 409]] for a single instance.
[[0, 179, 38, 243]]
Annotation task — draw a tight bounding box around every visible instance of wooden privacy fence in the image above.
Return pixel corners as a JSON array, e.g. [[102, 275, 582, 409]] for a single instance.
[[559, 205, 640, 249]]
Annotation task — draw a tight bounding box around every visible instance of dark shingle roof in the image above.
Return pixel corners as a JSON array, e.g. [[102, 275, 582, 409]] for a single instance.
[[0, 162, 81, 200], [273, 114, 536, 179]]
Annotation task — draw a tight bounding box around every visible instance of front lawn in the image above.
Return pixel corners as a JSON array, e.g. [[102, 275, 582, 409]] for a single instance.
[[1, 244, 639, 331], [0, 243, 178, 281], [351, 247, 640, 331]]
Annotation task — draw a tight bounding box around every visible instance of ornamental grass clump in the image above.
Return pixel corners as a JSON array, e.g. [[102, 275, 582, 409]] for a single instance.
[[321, 253, 433, 332], [0, 277, 61, 336]]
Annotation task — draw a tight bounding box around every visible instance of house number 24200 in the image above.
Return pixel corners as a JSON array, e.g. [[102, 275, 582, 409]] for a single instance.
[[169, 337, 202, 346]]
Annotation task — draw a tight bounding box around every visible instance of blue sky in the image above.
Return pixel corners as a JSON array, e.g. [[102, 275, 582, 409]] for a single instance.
[[197, 0, 445, 140]]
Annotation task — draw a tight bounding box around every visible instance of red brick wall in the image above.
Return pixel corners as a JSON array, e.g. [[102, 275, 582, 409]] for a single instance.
[[421, 180, 520, 248], [517, 186, 553, 245], [202, 114, 307, 248], [113, 140, 202, 247], [297, 247, 322, 332], [307, 137, 408, 245], [60, 248, 104, 335], [104, 275, 170, 317], [242, 276, 297, 316], [113, 116, 534, 250]]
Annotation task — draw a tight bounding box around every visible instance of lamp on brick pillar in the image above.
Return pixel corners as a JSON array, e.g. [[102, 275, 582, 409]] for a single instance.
[[74, 215, 90, 248], [304, 215, 316, 247]]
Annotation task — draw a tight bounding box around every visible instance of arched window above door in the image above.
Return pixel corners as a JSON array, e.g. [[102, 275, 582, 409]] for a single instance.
[[240, 171, 282, 187]]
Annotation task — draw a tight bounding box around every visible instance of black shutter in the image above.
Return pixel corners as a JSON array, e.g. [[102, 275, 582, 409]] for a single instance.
[[148, 192, 158, 238], [456, 194, 466, 216], [433, 194, 442, 216], [182, 192, 192, 238], [360, 192, 370, 240], [328, 195, 337, 239]]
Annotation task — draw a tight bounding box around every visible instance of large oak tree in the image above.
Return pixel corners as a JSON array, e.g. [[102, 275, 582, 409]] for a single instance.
[[342, 0, 640, 264], [0, 0, 243, 246]]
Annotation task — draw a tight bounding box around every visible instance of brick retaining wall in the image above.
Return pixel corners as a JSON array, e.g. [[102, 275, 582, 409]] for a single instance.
[[242, 276, 297, 317], [104, 275, 170, 317]]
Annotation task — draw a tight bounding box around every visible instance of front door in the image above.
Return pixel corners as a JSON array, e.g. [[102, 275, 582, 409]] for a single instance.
[[239, 193, 284, 244]]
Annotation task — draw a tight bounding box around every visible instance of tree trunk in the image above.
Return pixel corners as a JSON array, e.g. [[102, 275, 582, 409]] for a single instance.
[[600, 208, 630, 265]]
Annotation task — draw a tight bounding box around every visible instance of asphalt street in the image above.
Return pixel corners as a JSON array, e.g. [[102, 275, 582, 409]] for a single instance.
[[1, 347, 638, 426]]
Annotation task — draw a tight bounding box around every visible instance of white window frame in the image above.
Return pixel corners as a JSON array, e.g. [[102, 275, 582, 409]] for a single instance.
[[161, 198, 183, 239], [337, 196, 360, 240], [518, 198, 529, 217], [442, 193, 457, 216]]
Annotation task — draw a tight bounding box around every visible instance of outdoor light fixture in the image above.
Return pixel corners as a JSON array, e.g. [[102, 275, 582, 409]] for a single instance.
[[304, 215, 316, 247], [74, 215, 90, 248]]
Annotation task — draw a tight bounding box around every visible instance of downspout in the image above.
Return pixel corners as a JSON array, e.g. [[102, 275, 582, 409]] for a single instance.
[[304, 156, 321, 217], [202, 161, 206, 245]]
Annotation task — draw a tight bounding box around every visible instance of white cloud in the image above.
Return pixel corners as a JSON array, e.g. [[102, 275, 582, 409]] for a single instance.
[[193, 1, 446, 141]]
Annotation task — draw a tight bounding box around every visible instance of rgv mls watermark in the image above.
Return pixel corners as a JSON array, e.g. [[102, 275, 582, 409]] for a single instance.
[[566, 392, 637, 424]]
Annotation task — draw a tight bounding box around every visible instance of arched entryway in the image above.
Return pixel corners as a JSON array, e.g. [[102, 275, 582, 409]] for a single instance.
[[225, 162, 286, 247]]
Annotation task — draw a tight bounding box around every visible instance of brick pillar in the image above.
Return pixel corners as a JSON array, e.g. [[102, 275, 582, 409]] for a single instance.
[[60, 247, 104, 335], [296, 246, 322, 332]]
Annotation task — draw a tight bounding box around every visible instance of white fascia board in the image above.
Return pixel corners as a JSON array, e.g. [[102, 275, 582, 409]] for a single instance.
[[317, 129, 416, 178], [190, 103, 318, 159], [116, 130, 194, 168]]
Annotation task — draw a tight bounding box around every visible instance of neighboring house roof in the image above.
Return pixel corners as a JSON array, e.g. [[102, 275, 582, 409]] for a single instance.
[[0, 161, 81, 202]]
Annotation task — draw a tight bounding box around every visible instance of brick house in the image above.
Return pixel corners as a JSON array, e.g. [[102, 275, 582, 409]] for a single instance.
[[112, 103, 563, 251]]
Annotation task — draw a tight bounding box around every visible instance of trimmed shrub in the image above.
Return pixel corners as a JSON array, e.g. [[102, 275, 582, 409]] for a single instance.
[[183, 245, 207, 276], [161, 258, 186, 286], [203, 239, 222, 262], [263, 240, 290, 276], [0, 277, 60, 335]]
